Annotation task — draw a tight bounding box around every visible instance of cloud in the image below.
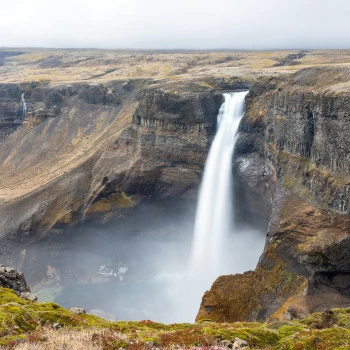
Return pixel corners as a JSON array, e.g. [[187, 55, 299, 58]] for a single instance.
[[0, 0, 349, 49]]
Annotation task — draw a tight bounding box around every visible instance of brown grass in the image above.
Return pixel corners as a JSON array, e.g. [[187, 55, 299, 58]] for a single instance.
[[1, 48, 350, 84], [10, 328, 106, 349]]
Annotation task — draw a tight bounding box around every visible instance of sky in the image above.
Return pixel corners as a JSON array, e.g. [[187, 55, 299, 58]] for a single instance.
[[1, 0, 350, 50]]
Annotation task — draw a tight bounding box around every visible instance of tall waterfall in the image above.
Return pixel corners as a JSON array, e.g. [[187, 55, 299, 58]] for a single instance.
[[190, 91, 248, 277], [21, 93, 27, 119]]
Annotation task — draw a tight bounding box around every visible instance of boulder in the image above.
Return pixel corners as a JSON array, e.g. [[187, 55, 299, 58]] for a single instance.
[[19, 292, 38, 302], [0, 266, 30, 293], [233, 338, 249, 349], [69, 307, 86, 315]]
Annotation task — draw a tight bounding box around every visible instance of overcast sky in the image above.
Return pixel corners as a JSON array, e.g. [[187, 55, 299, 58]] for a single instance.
[[1, 0, 349, 50]]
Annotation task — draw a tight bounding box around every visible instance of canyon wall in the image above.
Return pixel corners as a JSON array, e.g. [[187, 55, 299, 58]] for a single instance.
[[0, 84, 24, 140], [197, 66, 350, 322], [0, 77, 251, 243]]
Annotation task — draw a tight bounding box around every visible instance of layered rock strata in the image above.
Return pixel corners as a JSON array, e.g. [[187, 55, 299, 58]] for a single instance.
[[0, 78, 245, 242], [197, 66, 350, 322]]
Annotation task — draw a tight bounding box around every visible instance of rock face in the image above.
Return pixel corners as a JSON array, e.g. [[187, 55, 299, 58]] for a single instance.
[[88, 86, 223, 205], [265, 66, 350, 214], [196, 66, 350, 323], [0, 84, 23, 140], [0, 77, 242, 243], [0, 266, 30, 293]]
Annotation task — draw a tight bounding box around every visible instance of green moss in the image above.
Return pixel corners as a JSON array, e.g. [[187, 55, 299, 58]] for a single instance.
[[141, 336, 159, 343], [0, 288, 111, 345], [280, 266, 295, 287], [276, 324, 307, 337], [115, 191, 134, 208], [0, 288, 28, 305], [276, 328, 350, 350], [0, 334, 26, 346], [201, 323, 280, 347], [2, 287, 350, 348]]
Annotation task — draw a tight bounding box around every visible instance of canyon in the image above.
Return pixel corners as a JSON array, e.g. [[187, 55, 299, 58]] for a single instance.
[[0, 48, 350, 324]]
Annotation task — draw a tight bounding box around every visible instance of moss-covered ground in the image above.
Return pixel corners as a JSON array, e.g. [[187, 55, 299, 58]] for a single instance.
[[1, 288, 350, 349]]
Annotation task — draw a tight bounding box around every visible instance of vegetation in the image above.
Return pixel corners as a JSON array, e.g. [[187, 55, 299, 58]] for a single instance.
[[0, 288, 350, 349], [1, 49, 350, 84]]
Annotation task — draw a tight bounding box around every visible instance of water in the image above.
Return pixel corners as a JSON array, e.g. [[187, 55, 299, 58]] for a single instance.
[[21, 93, 27, 119], [190, 91, 249, 279], [25, 91, 265, 323]]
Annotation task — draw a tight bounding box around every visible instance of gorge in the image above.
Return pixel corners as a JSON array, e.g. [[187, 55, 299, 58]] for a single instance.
[[0, 49, 350, 329]]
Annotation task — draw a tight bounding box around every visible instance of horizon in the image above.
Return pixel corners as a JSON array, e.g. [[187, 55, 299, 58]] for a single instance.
[[1, 0, 349, 50], [1, 47, 349, 52]]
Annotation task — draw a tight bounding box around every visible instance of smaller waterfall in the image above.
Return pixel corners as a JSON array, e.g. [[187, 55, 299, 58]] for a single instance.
[[190, 91, 248, 278], [21, 93, 27, 119]]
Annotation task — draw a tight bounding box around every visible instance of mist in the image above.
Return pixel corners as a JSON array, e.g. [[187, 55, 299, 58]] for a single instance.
[[14, 198, 265, 323], [1, 0, 349, 49], [8, 90, 268, 323]]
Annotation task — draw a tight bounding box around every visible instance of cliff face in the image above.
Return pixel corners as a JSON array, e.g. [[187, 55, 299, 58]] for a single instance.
[[0, 80, 133, 240], [87, 85, 223, 207], [196, 66, 350, 322], [0, 84, 24, 140], [0, 77, 247, 243], [265, 67, 350, 214]]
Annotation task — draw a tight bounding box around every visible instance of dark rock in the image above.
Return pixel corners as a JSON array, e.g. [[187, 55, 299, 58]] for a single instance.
[[65, 84, 77, 97], [45, 91, 63, 108], [78, 84, 121, 106], [0, 266, 30, 293], [265, 66, 350, 214], [78, 84, 103, 104]]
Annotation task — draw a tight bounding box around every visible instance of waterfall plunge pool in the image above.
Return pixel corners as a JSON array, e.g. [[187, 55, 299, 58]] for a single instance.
[[13, 92, 267, 323]]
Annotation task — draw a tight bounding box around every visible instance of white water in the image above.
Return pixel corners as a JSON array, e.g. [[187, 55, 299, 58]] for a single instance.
[[32, 90, 266, 323], [143, 90, 265, 323], [190, 91, 249, 279], [21, 93, 27, 119]]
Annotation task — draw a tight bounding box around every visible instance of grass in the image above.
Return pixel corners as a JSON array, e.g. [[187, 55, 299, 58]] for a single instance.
[[1, 288, 350, 349], [1, 49, 350, 84]]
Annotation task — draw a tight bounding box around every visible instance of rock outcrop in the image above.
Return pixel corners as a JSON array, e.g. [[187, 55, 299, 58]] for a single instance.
[[0, 265, 30, 293]]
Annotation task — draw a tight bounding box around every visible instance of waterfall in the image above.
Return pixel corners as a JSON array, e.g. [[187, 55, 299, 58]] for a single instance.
[[21, 93, 27, 119], [190, 91, 248, 278]]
